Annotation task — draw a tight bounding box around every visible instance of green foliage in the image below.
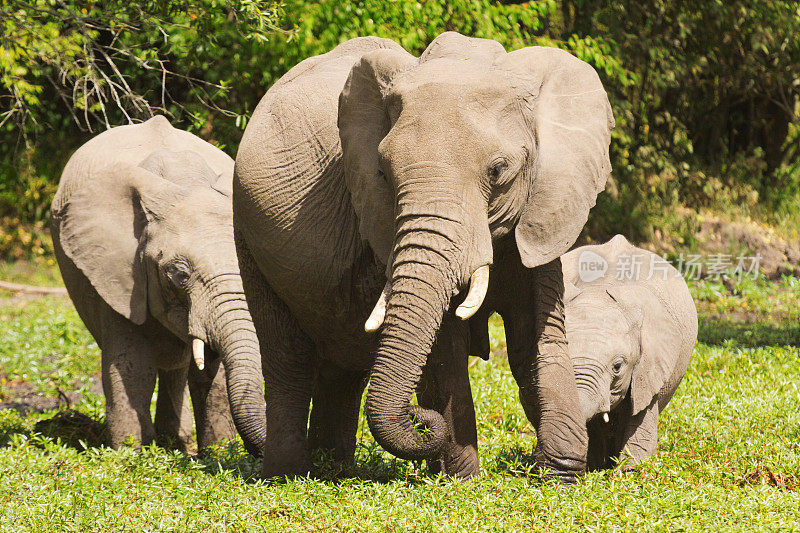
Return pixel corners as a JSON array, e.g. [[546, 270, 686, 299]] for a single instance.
[[0, 0, 286, 223], [2, 0, 800, 247], [571, 1, 800, 238]]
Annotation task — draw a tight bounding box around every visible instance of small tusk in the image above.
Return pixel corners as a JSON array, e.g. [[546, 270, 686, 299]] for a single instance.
[[455, 265, 490, 320], [365, 282, 391, 332], [602, 412, 609, 423], [192, 338, 205, 370]]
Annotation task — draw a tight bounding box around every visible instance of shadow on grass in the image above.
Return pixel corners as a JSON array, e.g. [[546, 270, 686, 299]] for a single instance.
[[33, 409, 107, 448], [1, 411, 439, 486], [0, 409, 107, 450], [252, 443, 442, 486], [698, 318, 800, 347]]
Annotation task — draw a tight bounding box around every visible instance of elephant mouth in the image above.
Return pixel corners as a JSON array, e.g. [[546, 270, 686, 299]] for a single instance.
[[588, 410, 611, 425]]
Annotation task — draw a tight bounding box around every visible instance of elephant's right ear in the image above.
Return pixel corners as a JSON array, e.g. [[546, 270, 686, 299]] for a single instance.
[[497, 47, 615, 269], [338, 47, 417, 264], [58, 163, 158, 324]]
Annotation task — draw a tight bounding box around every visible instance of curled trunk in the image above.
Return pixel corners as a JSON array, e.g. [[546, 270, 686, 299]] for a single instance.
[[208, 285, 266, 456], [365, 218, 462, 460]]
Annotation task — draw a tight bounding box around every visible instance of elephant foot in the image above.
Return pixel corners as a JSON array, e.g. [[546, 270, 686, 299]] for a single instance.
[[426, 446, 480, 480], [260, 457, 313, 481], [309, 455, 358, 480], [533, 446, 586, 485], [260, 439, 313, 481]]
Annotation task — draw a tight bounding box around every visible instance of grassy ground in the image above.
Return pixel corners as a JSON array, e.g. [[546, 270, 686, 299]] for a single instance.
[[1, 263, 799, 531]]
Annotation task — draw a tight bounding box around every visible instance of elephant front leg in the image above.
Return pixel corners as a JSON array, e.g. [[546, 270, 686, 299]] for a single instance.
[[618, 400, 659, 469], [416, 318, 479, 479], [307, 360, 369, 473], [503, 259, 588, 482], [100, 318, 157, 448], [256, 291, 316, 479], [188, 358, 237, 452], [154, 366, 193, 451]]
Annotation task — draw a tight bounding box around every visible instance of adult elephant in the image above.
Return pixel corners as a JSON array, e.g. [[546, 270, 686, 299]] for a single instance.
[[234, 32, 614, 480], [51, 116, 265, 453]]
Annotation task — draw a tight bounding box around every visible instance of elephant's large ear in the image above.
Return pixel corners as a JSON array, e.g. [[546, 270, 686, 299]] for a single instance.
[[58, 163, 181, 324], [338, 47, 417, 264], [607, 285, 678, 415], [497, 47, 615, 269]]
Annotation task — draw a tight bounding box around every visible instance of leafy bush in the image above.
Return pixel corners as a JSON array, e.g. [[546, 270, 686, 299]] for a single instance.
[[2, 0, 799, 248], [0, 0, 285, 224]]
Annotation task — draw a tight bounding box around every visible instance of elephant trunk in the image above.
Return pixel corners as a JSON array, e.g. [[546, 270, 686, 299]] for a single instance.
[[207, 280, 266, 456], [571, 358, 610, 422], [365, 201, 488, 460]]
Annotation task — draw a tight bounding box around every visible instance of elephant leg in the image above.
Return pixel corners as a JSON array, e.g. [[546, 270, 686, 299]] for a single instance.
[[189, 358, 236, 452], [618, 400, 659, 468], [237, 233, 315, 477], [100, 317, 157, 449], [154, 366, 193, 452], [501, 258, 588, 482], [248, 281, 314, 478], [307, 360, 368, 468], [416, 318, 479, 479], [260, 322, 315, 478]]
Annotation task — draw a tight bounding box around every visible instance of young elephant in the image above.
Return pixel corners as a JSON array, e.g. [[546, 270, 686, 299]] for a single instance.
[[560, 235, 697, 470], [51, 116, 265, 453]]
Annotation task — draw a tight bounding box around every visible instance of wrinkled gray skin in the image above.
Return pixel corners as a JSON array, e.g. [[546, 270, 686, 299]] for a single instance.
[[51, 116, 265, 453], [561, 235, 698, 470], [234, 32, 614, 480]]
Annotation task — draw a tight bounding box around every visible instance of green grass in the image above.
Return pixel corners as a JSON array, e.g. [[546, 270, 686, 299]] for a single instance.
[[1, 263, 800, 531]]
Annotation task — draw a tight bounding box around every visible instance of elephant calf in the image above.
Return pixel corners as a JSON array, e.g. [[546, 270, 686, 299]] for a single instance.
[[51, 116, 265, 453], [559, 235, 697, 470]]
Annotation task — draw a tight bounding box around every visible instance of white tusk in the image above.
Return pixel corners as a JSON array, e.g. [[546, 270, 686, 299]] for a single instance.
[[192, 338, 205, 370], [602, 412, 610, 423], [455, 265, 490, 320], [365, 282, 392, 332]]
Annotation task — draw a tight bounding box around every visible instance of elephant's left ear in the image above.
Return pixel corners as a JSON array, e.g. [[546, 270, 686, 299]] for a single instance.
[[607, 285, 677, 415], [338, 46, 417, 264], [496, 47, 615, 269]]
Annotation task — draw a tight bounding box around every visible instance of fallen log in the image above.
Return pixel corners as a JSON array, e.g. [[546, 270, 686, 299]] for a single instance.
[[0, 280, 67, 295]]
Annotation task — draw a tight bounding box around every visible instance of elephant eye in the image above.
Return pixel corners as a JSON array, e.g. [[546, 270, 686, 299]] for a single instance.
[[165, 260, 191, 286], [489, 160, 508, 181], [612, 359, 624, 374]]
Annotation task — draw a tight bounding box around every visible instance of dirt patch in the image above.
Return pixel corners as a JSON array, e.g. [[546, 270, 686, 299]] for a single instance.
[[738, 465, 798, 490], [0, 373, 102, 414], [695, 217, 800, 279], [647, 209, 800, 280]]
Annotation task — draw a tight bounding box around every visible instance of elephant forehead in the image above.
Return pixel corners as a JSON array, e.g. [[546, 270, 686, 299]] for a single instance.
[[380, 88, 526, 169], [566, 300, 632, 354], [389, 60, 514, 107]]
